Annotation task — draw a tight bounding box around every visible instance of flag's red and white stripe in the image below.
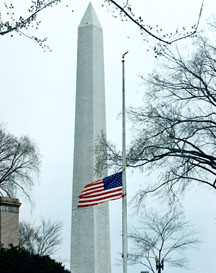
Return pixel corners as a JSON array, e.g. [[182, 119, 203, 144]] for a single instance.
[[78, 179, 123, 207]]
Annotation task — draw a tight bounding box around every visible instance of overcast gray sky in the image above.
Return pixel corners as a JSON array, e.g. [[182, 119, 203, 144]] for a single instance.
[[0, 0, 216, 272]]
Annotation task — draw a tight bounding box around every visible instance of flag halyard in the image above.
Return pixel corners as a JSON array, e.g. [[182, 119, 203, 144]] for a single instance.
[[78, 172, 123, 208]]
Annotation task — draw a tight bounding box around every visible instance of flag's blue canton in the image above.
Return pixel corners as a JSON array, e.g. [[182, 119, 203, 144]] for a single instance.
[[103, 172, 122, 190]]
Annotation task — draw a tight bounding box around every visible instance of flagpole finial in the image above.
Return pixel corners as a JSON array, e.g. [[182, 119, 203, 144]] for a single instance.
[[122, 51, 129, 61]]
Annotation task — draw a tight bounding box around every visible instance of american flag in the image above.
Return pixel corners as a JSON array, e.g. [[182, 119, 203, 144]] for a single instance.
[[78, 172, 123, 208]]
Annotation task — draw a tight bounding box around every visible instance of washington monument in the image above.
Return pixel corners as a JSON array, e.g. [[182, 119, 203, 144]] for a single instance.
[[71, 3, 111, 273]]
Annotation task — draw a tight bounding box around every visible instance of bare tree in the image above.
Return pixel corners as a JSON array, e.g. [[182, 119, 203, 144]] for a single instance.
[[0, 125, 40, 199], [128, 209, 200, 273], [0, 1, 203, 50], [19, 218, 62, 256], [96, 22, 216, 201], [0, 0, 62, 50], [103, 0, 204, 46]]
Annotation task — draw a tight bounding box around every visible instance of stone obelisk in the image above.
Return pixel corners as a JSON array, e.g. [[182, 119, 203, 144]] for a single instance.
[[71, 3, 111, 273]]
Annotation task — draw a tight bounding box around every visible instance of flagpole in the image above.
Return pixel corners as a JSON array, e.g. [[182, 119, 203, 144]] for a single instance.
[[122, 51, 128, 273]]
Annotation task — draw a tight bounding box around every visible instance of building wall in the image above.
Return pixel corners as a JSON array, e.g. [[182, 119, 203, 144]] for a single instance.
[[0, 197, 21, 248]]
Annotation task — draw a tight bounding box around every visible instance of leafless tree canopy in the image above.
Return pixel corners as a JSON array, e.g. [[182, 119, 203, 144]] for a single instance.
[[19, 218, 62, 256], [0, 0, 203, 50], [0, 125, 40, 199], [103, 0, 203, 46], [128, 209, 200, 273], [96, 23, 216, 200], [0, 0, 62, 50]]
